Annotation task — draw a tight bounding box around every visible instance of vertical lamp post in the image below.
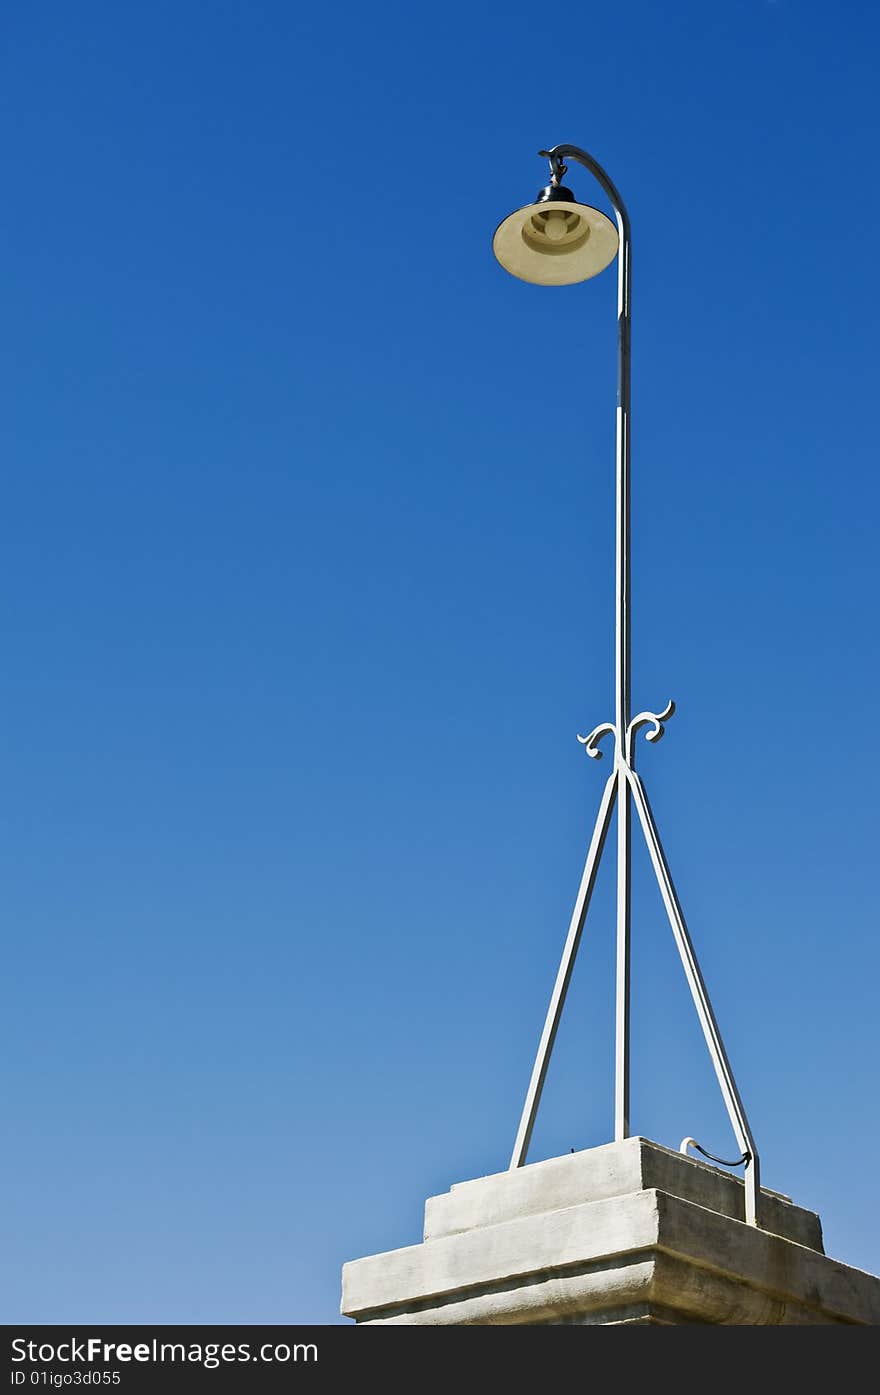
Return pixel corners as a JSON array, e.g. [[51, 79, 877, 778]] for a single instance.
[[493, 145, 761, 1227]]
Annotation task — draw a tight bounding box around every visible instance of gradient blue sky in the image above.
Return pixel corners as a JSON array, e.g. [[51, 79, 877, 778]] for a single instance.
[[1, 2, 878, 1323]]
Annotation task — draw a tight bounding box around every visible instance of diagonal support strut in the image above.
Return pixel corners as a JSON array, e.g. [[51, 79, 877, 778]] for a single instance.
[[509, 772, 617, 1169], [625, 766, 761, 1226]]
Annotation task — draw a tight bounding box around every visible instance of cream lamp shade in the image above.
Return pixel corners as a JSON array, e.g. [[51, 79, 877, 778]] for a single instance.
[[493, 181, 619, 286]]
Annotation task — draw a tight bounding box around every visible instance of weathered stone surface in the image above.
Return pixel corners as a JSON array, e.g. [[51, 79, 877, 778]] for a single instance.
[[341, 1138, 880, 1325], [424, 1137, 822, 1251]]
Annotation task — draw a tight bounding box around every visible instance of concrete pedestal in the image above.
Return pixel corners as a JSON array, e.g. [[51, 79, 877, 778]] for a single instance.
[[341, 1137, 880, 1325]]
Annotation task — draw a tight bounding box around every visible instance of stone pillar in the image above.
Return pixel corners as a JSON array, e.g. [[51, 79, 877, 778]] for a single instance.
[[341, 1137, 880, 1325]]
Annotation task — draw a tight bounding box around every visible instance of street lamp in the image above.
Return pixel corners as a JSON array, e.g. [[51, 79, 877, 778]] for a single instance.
[[493, 144, 761, 1228]]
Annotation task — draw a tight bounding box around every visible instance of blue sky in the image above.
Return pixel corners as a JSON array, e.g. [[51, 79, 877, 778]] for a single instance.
[[1, 2, 878, 1323]]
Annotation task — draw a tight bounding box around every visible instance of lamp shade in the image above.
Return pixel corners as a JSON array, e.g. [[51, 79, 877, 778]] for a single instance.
[[493, 182, 619, 287]]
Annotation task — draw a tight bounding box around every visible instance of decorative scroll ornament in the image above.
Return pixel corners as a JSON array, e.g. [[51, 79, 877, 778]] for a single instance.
[[626, 700, 675, 763], [577, 700, 675, 766], [577, 721, 615, 760]]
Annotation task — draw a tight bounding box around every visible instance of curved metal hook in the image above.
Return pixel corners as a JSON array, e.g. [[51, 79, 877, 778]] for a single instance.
[[680, 1136, 750, 1169], [538, 144, 630, 238], [577, 721, 616, 761]]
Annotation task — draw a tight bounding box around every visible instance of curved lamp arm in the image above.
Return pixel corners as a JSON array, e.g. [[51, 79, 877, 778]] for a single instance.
[[540, 144, 631, 241]]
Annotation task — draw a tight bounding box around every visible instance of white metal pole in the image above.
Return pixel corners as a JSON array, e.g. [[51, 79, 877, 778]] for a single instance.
[[504, 146, 760, 1224]]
